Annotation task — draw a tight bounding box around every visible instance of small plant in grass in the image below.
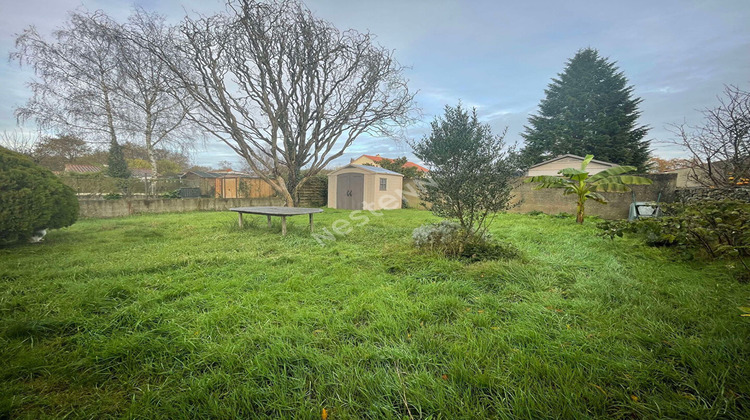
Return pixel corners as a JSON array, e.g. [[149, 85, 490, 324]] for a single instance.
[[412, 220, 519, 262], [526, 154, 653, 224]]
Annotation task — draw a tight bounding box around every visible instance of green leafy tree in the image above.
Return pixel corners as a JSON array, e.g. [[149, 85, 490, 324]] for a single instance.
[[411, 103, 519, 235], [521, 48, 651, 171], [107, 139, 130, 178], [526, 154, 653, 224]]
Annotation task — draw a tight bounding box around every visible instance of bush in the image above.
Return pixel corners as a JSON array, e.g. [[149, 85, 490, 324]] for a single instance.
[[412, 220, 519, 262], [597, 198, 750, 276], [103, 193, 122, 200], [0, 147, 78, 245], [160, 189, 181, 199]]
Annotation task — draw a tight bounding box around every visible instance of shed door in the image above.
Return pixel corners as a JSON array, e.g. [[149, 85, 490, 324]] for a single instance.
[[336, 173, 364, 210]]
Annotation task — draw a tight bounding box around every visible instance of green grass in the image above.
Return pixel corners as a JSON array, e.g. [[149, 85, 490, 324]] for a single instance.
[[1, 209, 748, 419]]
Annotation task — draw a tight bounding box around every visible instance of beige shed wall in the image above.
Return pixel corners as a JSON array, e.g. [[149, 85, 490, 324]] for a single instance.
[[327, 167, 403, 210], [528, 157, 614, 176]]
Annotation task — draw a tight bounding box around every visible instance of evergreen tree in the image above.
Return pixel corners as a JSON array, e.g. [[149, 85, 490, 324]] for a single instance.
[[520, 48, 651, 171], [107, 139, 131, 178]]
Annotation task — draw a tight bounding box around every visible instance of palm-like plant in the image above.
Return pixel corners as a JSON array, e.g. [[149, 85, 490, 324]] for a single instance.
[[525, 155, 653, 224]]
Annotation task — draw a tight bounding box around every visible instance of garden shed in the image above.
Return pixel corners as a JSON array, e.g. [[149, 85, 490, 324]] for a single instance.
[[327, 164, 403, 210]]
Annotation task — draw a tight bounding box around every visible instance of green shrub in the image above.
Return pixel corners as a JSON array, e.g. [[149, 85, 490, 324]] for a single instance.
[[103, 193, 122, 200], [160, 189, 181, 199], [412, 220, 519, 262], [597, 198, 750, 276], [0, 147, 78, 244]]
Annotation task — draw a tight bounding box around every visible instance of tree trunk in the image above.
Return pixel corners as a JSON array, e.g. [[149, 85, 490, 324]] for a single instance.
[[576, 198, 585, 224]]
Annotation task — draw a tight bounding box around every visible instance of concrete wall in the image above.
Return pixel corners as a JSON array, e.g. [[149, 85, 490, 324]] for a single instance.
[[78, 197, 285, 219], [508, 173, 677, 219]]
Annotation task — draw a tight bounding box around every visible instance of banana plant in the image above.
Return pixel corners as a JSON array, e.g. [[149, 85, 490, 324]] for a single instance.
[[525, 155, 653, 224]]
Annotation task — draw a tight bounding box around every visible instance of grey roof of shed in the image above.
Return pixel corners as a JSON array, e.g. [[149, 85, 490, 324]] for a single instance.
[[528, 154, 618, 169], [328, 164, 404, 176]]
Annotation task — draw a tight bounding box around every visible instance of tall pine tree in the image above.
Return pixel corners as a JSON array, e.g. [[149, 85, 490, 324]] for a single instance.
[[520, 48, 650, 171]]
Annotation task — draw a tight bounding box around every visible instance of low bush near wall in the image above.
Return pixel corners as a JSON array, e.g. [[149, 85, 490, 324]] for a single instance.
[[598, 198, 750, 280]]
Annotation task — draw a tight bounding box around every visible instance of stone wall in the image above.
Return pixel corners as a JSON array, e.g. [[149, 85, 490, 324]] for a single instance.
[[507, 173, 678, 219], [78, 197, 285, 219], [674, 187, 750, 203]]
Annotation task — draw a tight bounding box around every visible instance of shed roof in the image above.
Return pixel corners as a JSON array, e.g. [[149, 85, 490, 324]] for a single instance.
[[329, 164, 404, 176], [528, 154, 618, 170]]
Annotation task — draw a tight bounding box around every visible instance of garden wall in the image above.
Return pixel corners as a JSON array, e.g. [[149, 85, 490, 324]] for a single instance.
[[674, 187, 750, 203], [508, 173, 678, 219], [78, 197, 285, 218]]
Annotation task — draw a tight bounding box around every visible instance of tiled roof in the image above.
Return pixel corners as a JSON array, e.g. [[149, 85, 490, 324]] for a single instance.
[[359, 154, 429, 172], [64, 164, 102, 173], [528, 154, 618, 169]]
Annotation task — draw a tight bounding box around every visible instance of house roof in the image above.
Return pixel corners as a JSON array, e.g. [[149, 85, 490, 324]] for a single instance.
[[130, 168, 153, 178], [64, 164, 102, 173], [357, 154, 429, 172], [528, 154, 618, 170], [329, 164, 404, 176], [180, 170, 259, 179]]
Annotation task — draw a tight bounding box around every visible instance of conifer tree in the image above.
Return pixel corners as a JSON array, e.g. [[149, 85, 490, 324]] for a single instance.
[[107, 139, 131, 178], [520, 48, 650, 171]]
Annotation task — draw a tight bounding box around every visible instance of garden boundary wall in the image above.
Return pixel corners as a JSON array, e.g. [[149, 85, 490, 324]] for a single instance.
[[507, 173, 678, 219], [79, 197, 285, 219]]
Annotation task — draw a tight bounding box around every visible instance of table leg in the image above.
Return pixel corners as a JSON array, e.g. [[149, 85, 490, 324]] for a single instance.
[[238, 212, 243, 228], [281, 216, 287, 236], [267, 215, 272, 228], [309, 213, 314, 232]]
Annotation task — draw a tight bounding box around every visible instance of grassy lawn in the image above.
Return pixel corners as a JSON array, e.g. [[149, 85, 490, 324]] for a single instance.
[[1, 209, 748, 419]]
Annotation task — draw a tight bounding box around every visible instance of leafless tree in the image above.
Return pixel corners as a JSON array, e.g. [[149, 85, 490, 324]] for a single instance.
[[142, 0, 416, 206], [670, 85, 750, 187], [0, 129, 41, 156], [116, 10, 196, 177], [12, 10, 195, 178], [12, 11, 126, 148]]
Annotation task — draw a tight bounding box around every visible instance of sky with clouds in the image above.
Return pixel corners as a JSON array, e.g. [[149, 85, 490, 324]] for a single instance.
[[1, 0, 748, 168]]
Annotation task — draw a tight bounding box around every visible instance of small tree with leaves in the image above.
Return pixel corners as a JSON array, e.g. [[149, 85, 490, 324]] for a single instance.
[[526, 154, 653, 224], [411, 103, 519, 235]]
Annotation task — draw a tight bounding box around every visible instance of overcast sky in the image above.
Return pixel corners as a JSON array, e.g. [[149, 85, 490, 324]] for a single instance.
[[1, 0, 748, 168]]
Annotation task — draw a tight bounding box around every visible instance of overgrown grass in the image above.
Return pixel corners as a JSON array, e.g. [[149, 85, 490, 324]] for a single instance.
[[1, 209, 748, 419]]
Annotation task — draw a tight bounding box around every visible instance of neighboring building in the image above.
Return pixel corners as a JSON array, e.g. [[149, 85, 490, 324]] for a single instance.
[[526, 154, 618, 177], [350, 154, 429, 173], [327, 164, 403, 210], [63, 164, 103, 174], [180, 170, 274, 198], [130, 168, 153, 179]]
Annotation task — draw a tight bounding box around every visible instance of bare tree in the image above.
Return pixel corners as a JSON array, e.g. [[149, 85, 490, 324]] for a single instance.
[[670, 85, 750, 187], [12, 12, 126, 148], [12, 10, 195, 178], [142, 0, 415, 206], [116, 10, 196, 177], [0, 129, 41, 156]]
